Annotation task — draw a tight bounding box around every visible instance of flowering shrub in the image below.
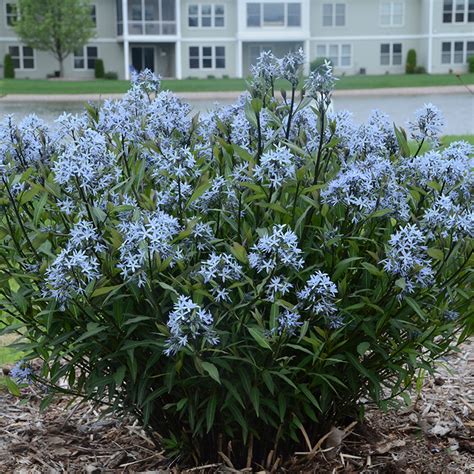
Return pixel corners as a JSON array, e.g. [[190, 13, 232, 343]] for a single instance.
[[0, 56, 472, 467]]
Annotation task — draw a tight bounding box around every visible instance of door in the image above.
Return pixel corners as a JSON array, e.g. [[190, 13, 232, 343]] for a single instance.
[[131, 46, 155, 72]]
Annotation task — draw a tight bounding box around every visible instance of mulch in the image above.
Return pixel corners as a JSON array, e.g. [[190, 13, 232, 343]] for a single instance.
[[1, 340, 472, 473]]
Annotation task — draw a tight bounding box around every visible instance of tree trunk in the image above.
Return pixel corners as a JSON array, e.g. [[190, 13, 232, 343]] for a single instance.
[[59, 58, 64, 78]]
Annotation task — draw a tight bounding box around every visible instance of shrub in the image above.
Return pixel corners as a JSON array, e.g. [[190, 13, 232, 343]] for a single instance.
[[0, 53, 472, 469], [415, 66, 427, 74], [104, 71, 118, 80], [406, 49, 417, 74], [94, 59, 105, 79], [468, 55, 474, 73], [310, 56, 333, 71], [3, 54, 15, 78]]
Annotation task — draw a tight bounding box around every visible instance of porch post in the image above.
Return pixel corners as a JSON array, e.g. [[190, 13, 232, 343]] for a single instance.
[[236, 40, 243, 78], [122, 0, 130, 80], [175, 0, 182, 79]]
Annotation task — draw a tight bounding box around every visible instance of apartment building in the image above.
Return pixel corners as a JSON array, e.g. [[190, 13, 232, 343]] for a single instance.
[[0, 0, 473, 80]]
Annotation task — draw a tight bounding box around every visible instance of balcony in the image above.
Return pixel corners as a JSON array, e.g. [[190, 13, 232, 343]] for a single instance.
[[117, 0, 176, 36]]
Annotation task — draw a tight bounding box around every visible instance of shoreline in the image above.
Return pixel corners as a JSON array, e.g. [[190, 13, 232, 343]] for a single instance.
[[0, 84, 472, 103]]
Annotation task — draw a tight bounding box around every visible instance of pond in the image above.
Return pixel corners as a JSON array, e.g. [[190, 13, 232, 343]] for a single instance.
[[0, 93, 473, 135]]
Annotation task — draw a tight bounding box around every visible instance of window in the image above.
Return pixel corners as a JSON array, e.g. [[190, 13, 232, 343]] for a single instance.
[[246, 2, 301, 27], [287, 3, 301, 26], [8, 45, 34, 69], [5, 3, 18, 26], [127, 0, 176, 34], [74, 46, 98, 70], [322, 3, 346, 26], [189, 46, 226, 69], [443, 0, 453, 22], [90, 5, 97, 26], [380, 1, 404, 26], [380, 43, 402, 66], [264, 3, 285, 26], [443, 0, 474, 22], [316, 44, 351, 67], [188, 4, 225, 27], [442, 42, 452, 64], [442, 41, 474, 63]]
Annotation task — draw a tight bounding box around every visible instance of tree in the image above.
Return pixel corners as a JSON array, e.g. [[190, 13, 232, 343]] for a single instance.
[[14, 0, 95, 77]]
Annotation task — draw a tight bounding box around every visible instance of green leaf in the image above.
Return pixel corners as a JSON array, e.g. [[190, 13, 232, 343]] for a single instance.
[[201, 362, 221, 384], [5, 377, 21, 397], [370, 208, 392, 219], [206, 393, 218, 433], [357, 342, 370, 356], [231, 242, 248, 264], [427, 248, 444, 260], [92, 284, 125, 298], [394, 125, 410, 157], [361, 262, 384, 277], [247, 326, 272, 350], [299, 384, 321, 411]]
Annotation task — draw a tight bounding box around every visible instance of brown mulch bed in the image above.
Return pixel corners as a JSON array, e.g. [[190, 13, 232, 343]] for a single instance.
[[1, 340, 472, 473]]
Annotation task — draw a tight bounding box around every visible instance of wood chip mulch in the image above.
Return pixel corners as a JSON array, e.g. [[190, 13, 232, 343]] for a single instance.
[[0, 339, 472, 473]]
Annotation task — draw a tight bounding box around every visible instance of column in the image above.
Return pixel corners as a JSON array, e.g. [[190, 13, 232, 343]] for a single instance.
[[236, 40, 243, 78], [304, 39, 311, 75], [176, 40, 183, 79], [175, 0, 182, 79], [122, 0, 130, 80], [427, 0, 434, 74]]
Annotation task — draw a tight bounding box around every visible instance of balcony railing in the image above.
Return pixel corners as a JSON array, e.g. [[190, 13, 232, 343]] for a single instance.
[[118, 20, 177, 35]]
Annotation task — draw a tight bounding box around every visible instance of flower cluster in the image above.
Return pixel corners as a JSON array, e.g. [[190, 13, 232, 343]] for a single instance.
[[117, 210, 181, 286], [249, 225, 304, 273], [322, 154, 409, 222], [408, 103, 445, 144], [53, 128, 121, 196], [44, 221, 104, 306], [305, 60, 337, 106], [199, 252, 243, 302], [10, 361, 33, 384], [254, 145, 297, 188], [164, 295, 219, 356], [381, 224, 434, 295], [297, 271, 339, 326]]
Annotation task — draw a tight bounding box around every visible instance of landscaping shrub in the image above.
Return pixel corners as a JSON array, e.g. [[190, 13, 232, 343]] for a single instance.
[[469, 55, 474, 73], [104, 71, 118, 80], [3, 54, 15, 78], [406, 49, 417, 74], [310, 56, 332, 71], [0, 50, 472, 469], [415, 66, 427, 74], [94, 58, 105, 79]]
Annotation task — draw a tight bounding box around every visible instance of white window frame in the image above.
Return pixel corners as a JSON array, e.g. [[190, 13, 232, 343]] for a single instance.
[[5, 2, 18, 27], [8, 45, 35, 70], [380, 42, 403, 66], [441, 40, 474, 64], [379, 1, 405, 27], [188, 45, 226, 70], [246, 2, 302, 28], [322, 3, 346, 27], [73, 45, 99, 70], [443, 0, 474, 23], [315, 43, 352, 68], [187, 4, 225, 28]]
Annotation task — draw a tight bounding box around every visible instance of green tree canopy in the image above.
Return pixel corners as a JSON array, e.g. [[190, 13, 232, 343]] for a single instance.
[[14, 0, 95, 77]]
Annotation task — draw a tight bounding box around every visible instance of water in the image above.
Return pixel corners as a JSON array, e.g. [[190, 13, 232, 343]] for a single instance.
[[0, 94, 472, 135]]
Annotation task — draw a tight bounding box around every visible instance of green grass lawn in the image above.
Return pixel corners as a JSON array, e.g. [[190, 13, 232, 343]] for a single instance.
[[1, 72, 473, 95]]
